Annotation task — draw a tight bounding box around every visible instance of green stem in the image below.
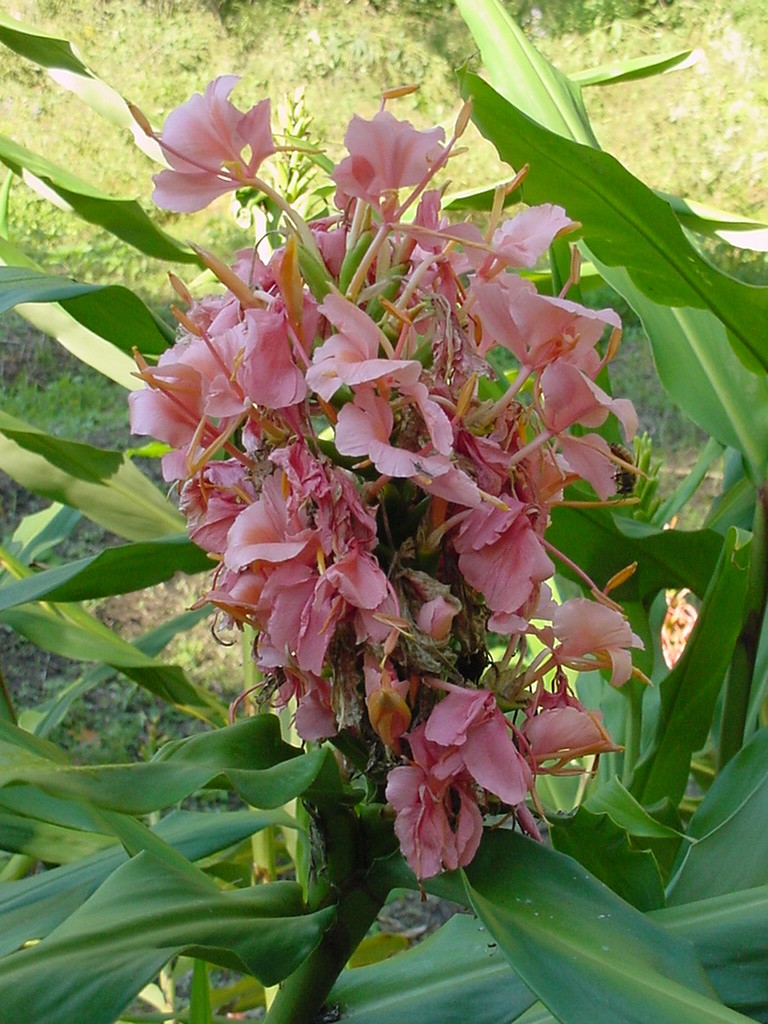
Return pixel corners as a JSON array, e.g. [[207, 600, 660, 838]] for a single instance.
[[264, 881, 383, 1024], [621, 678, 645, 784], [264, 803, 390, 1024], [719, 483, 768, 768], [0, 663, 17, 724]]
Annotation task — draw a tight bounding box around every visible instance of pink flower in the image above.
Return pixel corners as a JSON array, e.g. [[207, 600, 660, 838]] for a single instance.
[[540, 362, 637, 438], [553, 598, 644, 687], [523, 706, 619, 766], [332, 111, 445, 210], [153, 76, 275, 212], [471, 275, 618, 375], [488, 204, 577, 268], [453, 499, 554, 625], [424, 685, 532, 805], [307, 294, 420, 401], [179, 460, 257, 554], [386, 721, 483, 879]]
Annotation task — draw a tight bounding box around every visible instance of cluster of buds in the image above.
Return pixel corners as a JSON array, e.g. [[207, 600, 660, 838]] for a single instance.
[[130, 78, 643, 879]]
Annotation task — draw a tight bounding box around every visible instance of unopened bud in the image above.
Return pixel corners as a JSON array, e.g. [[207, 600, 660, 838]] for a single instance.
[[168, 272, 193, 307], [382, 83, 419, 100], [189, 243, 260, 309], [604, 562, 637, 595], [454, 99, 473, 139]]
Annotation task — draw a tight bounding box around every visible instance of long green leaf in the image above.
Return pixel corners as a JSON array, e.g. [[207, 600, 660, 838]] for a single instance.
[[571, 49, 695, 87], [547, 499, 722, 602], [629, 527, 751, 807], [331, 913, 536, 1024], [0, 237, 140, 388], [0, 412, 183, 540], [0, 133, 197, 264], [455, 0, 598, 145], [0, 852, 333, 1024], [667, 728, 768, 905], [0, 716, 331, 813], [592, 260, 768, 479], [0, 535, 210, 610], [463, 831, 752, 1024], [0, 808, 286, 955], [549, 806, 665, 911], [25, 606, 210, 740], [457, 67, 768, 373], [656, 885, 768, 1022], [0, 591, 224, 722], [0, 12, 163, 161], [0, 265, 173, 357]]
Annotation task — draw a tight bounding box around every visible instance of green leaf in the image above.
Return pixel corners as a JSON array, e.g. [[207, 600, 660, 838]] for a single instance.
[[331, 913, 537, 1024], [656, 885, 768, 1022], [0, 716, 330, 813], [0, 12, 163, 162], [0, 600, 224, 723], [0, 265, 174, 357], [594, 260, 768, 479], [0, 808, 286, 955], [667, 728, 768, 905], [27, 606, 211, 739], [549, 806, 666, 911], [660, 192, 768, 251], [0, 237, 141, 388], [547, 499, 723, 602], [0, 133, 197, 264], [586, 776, 684, 842], [457, 69, 768, 374], [455, 0, 598, 146], [571, 49, 696, 87], [629, 528, 751, 807], [0, 852, 333, 1024], [0, 535, 210, 611], [463, 830, 752, 1024], [0, 412, 183, 540]]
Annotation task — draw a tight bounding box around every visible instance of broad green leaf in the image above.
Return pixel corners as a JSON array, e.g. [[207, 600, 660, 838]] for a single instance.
[[593, 260, 768, 479], [547, 498, 722, 602], [0, 716, 330, 813], [463, 831, 752, 1024], [0, 133, 197, 264], [0, 412, 183, 540], [334, 882, 768, 1024], [652, 439, 724, 530], [27, 606, 210, 739], [667, 728, 768, 905], [629, 528, 751, 807], [0, 811, 115, 863], [0, 12, 162, 162], [661, 192, 768, 252], [571, 49, 696, 87], [331, 913, 536, 1024], [0, 535, 210, 611], [0, 851, 333, 1024], [0, 237, 141, 388], [0, 265, 174, 357], [586, 776, 684, 842], [458, 69, 768, 374], [656, 885, 768, 1022], [454, 0, 598, 146], [0, 601, 225, 722], [549, 807, 665, 911], [8, 502, 81, 565], [0, 808, 286, 955]]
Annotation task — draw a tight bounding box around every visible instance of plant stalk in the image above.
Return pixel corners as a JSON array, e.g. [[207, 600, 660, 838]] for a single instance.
[[719, 483, 768, 767]]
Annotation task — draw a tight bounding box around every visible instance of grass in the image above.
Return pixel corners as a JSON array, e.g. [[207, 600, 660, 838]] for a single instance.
[[0, 0, 765, 760]]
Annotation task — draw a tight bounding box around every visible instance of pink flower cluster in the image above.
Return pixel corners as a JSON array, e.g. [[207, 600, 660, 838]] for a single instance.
[[131, 79, 643, 879]]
